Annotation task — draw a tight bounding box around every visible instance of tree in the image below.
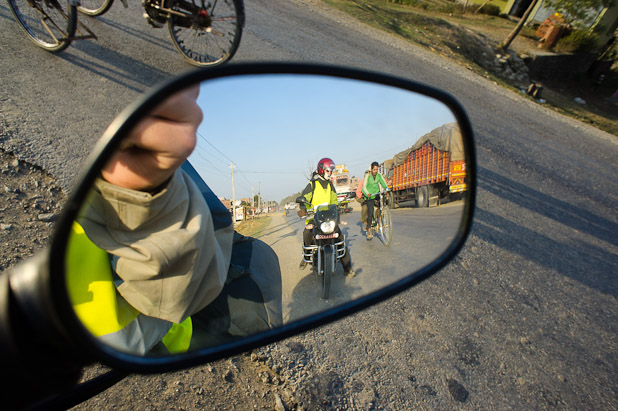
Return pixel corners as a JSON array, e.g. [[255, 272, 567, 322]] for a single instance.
[[500, 0, 540, 51], [544, 0, 615, 28]]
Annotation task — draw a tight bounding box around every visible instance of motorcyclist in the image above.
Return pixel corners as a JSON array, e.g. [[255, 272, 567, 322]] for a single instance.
[[296, 158, 355, 277], [362, 161, 389, 240], [69, 86, 282, 355]]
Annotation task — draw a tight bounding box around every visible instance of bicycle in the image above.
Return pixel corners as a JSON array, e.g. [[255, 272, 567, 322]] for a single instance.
[[7, 0, 244, 66], [369, 191, 393, 246], [6, 0, 95, 52]]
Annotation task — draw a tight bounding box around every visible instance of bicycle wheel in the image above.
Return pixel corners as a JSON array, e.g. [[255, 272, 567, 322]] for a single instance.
[[7, 0, 77, 52], [167, 0, 244, 66], [379, 206, 393, 246], [77, 0, 113, 16]]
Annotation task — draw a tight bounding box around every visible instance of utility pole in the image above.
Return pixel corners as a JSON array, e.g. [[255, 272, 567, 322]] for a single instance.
[[258, 182, 261, 214], [230, 162, 236, 224]]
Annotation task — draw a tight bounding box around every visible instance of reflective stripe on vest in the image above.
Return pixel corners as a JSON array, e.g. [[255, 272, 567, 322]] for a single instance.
[[66, 222, 192, 354]]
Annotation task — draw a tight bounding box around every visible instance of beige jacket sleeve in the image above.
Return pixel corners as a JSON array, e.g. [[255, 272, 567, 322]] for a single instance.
[[77, 169, 234, 324]]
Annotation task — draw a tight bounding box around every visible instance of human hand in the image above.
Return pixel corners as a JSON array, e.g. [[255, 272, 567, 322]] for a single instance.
[[101, 86, 203, 192]]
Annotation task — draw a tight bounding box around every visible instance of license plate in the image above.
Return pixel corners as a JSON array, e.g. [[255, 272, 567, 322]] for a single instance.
[[316, 233, 339, 239]]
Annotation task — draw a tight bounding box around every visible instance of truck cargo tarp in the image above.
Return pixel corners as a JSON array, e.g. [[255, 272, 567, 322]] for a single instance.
[[392, 122, 464, 167]]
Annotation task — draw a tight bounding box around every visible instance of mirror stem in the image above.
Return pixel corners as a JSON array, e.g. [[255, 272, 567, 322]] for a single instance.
[[0, 252, 85, 409]]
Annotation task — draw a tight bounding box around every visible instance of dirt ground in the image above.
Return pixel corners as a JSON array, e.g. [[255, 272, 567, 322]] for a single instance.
[[323, 0, 618, 135], [447, 13, 618, 134]]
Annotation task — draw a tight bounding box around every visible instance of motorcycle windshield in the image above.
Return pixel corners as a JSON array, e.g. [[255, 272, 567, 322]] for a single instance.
[[315, 204, 338, 223]]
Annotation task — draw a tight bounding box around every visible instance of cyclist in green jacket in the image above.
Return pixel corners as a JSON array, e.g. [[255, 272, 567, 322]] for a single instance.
[[362, 161, 389, 240]]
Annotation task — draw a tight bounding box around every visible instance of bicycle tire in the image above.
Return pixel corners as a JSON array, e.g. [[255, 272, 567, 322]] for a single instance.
[[77, 0, 113, 16], [167, 0, 244, 66], [379, 205, 393, 246], [7, 0, 77, 52], [321, 247, 333, 300]]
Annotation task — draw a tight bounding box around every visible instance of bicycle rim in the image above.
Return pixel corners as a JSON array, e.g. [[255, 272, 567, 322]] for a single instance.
[[167, 0, 243, 66], [77, 0, 113, 16], [7, 0, 77, 52]]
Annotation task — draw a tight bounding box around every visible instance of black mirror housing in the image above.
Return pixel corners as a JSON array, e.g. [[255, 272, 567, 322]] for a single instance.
[[1, 63, 476, 383]]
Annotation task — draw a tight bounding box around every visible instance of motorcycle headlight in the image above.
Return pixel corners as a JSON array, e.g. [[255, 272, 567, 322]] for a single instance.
[[320, 221, 336, 234]]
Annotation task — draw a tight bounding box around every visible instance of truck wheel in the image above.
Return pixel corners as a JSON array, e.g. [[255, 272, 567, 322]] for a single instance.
[[416, 186, 429, 208], [389, 191, 399, 209], [428, 185, 440, 207]]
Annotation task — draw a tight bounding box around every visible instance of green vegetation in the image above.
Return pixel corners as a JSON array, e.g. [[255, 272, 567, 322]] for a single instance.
[[280, 192, 302, 207], [545, 0, 615, 28], [554, 29, 600, 53]]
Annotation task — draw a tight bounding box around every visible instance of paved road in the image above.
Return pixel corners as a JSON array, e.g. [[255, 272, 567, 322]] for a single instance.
[[1, 0, 617, 408], [256, 202, 465, 322]]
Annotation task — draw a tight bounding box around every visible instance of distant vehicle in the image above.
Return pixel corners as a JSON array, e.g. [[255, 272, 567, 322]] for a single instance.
[[332, 164, 354, 203], [381, 122, 467, 208], [331, 164, 355, 213]]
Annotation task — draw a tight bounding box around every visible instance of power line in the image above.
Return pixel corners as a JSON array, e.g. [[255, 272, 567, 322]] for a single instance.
[[197, 131, 235, 164]]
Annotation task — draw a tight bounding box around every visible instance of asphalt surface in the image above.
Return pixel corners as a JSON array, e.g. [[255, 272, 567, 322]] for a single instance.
[[254, 203, 464, 323], [1, 0, 617, 409]]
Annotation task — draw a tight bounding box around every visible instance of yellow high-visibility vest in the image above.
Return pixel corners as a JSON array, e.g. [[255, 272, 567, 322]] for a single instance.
[[66, 222, 192, 354], [309, 180, 334, 207]]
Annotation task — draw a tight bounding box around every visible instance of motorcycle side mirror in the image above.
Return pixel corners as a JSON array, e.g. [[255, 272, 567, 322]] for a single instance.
[[0, 63, 475, 405]]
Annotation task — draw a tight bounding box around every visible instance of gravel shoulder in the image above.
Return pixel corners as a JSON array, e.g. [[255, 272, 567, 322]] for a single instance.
[[0, 148, 64, 272]]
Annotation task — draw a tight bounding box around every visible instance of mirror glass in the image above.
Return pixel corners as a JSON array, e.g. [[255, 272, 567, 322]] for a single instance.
[[66, 73, 469, 356]]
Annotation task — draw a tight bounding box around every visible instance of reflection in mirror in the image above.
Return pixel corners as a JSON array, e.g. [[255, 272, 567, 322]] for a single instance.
[[66, 73, 468, 357]]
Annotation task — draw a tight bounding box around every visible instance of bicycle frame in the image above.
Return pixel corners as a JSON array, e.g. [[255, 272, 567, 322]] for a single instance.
[[370, 192, 385, 228]]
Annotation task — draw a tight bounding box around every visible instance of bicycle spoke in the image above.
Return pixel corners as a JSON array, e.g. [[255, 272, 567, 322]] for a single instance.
[[8, 0, 76, 51], [167, 0, 242, 66], [40, 4, 70, 39]]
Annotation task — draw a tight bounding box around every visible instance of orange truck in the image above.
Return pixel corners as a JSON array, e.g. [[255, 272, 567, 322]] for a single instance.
[[381, 122, 467, 208]]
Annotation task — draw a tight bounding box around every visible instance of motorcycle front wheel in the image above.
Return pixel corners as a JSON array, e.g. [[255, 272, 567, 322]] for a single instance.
[[321, 247, 334, 300], [167, 0, 244, 66]]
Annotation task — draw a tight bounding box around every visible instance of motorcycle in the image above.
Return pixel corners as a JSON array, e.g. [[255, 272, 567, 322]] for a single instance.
[[300, 203, 347, 300], [0, 63, 475, 409]]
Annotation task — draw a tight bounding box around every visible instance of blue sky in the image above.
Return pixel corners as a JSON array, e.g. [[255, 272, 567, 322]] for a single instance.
[[188, 74, 456, 203]]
